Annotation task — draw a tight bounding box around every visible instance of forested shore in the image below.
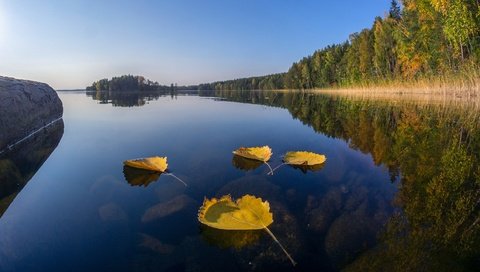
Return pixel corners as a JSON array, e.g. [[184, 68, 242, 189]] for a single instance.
[[198, 0, 480, 92], [87, 1, 480, 94]]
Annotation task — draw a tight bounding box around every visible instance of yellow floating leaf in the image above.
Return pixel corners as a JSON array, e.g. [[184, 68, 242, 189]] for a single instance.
[[284, 151, 326, 166], [123, 156, 168, 172], [198, 194, 296, 265], [198, 195, 273, 230], [233, 146, 272, 162]]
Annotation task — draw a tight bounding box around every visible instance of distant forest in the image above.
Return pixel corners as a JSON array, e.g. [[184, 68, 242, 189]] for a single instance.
[[88, 0, 480, 91]]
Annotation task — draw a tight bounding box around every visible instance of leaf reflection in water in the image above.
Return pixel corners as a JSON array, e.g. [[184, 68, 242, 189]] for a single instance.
[[232, 155, 264, 171], [123, 165, 161, 187], [200, 225, 263, 250]]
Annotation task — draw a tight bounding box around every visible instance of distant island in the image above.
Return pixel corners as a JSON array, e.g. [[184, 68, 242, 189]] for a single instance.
[[86, 75, 194, 92], [85, 75, 200, 107]]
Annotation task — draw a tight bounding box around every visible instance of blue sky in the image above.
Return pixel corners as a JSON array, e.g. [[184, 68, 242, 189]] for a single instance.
[[0, 0, 391, 89]]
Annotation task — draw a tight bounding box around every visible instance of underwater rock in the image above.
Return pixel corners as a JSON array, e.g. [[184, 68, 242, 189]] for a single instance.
[[141, 195, 196, 223], [137, 233, 175, 254], [98, 202, 128, 222]]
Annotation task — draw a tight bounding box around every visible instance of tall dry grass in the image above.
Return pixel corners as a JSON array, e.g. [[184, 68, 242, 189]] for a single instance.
[[308, 65, 480, 108]]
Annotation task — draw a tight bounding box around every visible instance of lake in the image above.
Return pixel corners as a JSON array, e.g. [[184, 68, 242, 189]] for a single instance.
[[0, 90, 479, 271]]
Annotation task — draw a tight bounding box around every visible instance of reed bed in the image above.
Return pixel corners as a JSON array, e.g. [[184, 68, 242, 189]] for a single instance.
[[308, 71, 480, 109]]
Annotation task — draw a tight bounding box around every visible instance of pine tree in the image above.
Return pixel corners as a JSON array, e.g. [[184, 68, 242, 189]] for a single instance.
[[389, 0, 401, 20]]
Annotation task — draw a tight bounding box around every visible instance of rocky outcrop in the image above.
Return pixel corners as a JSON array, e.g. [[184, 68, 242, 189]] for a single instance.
[[0, 76, 63, 151]]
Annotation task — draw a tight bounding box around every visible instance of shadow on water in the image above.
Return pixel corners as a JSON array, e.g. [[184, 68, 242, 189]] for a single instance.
[[0, 119, 64, 217]]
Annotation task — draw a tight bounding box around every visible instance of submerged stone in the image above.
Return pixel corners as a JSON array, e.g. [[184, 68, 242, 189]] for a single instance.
[[141, 195, 195, 223]]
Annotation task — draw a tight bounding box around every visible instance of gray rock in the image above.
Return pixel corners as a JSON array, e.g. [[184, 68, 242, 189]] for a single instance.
[[0, 76, 63, 151]]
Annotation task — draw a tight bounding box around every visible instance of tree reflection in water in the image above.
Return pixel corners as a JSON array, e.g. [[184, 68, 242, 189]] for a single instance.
[[86, 89, 198, 107], [206, 90, 480, 271]]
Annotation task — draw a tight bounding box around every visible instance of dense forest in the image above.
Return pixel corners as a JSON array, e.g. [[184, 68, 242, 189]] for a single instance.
[[199, 0, 480, 90]]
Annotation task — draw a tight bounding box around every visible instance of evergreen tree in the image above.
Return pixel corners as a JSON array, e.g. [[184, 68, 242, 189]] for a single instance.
[[389, 0, 401, 20]]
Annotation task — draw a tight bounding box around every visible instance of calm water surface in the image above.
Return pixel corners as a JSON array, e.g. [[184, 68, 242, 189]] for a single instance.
[[0, 90, 478, 271]]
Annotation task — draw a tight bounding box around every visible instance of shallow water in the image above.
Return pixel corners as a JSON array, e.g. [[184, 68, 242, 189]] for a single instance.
[[0, 90, 478, 271]]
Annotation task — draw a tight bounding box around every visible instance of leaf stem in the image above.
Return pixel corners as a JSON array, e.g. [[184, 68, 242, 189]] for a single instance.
[[263, 227, 297, 266], [264, 162, 274, 175], [165, 173, 188, 187], [268, 163, 286, 175]]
